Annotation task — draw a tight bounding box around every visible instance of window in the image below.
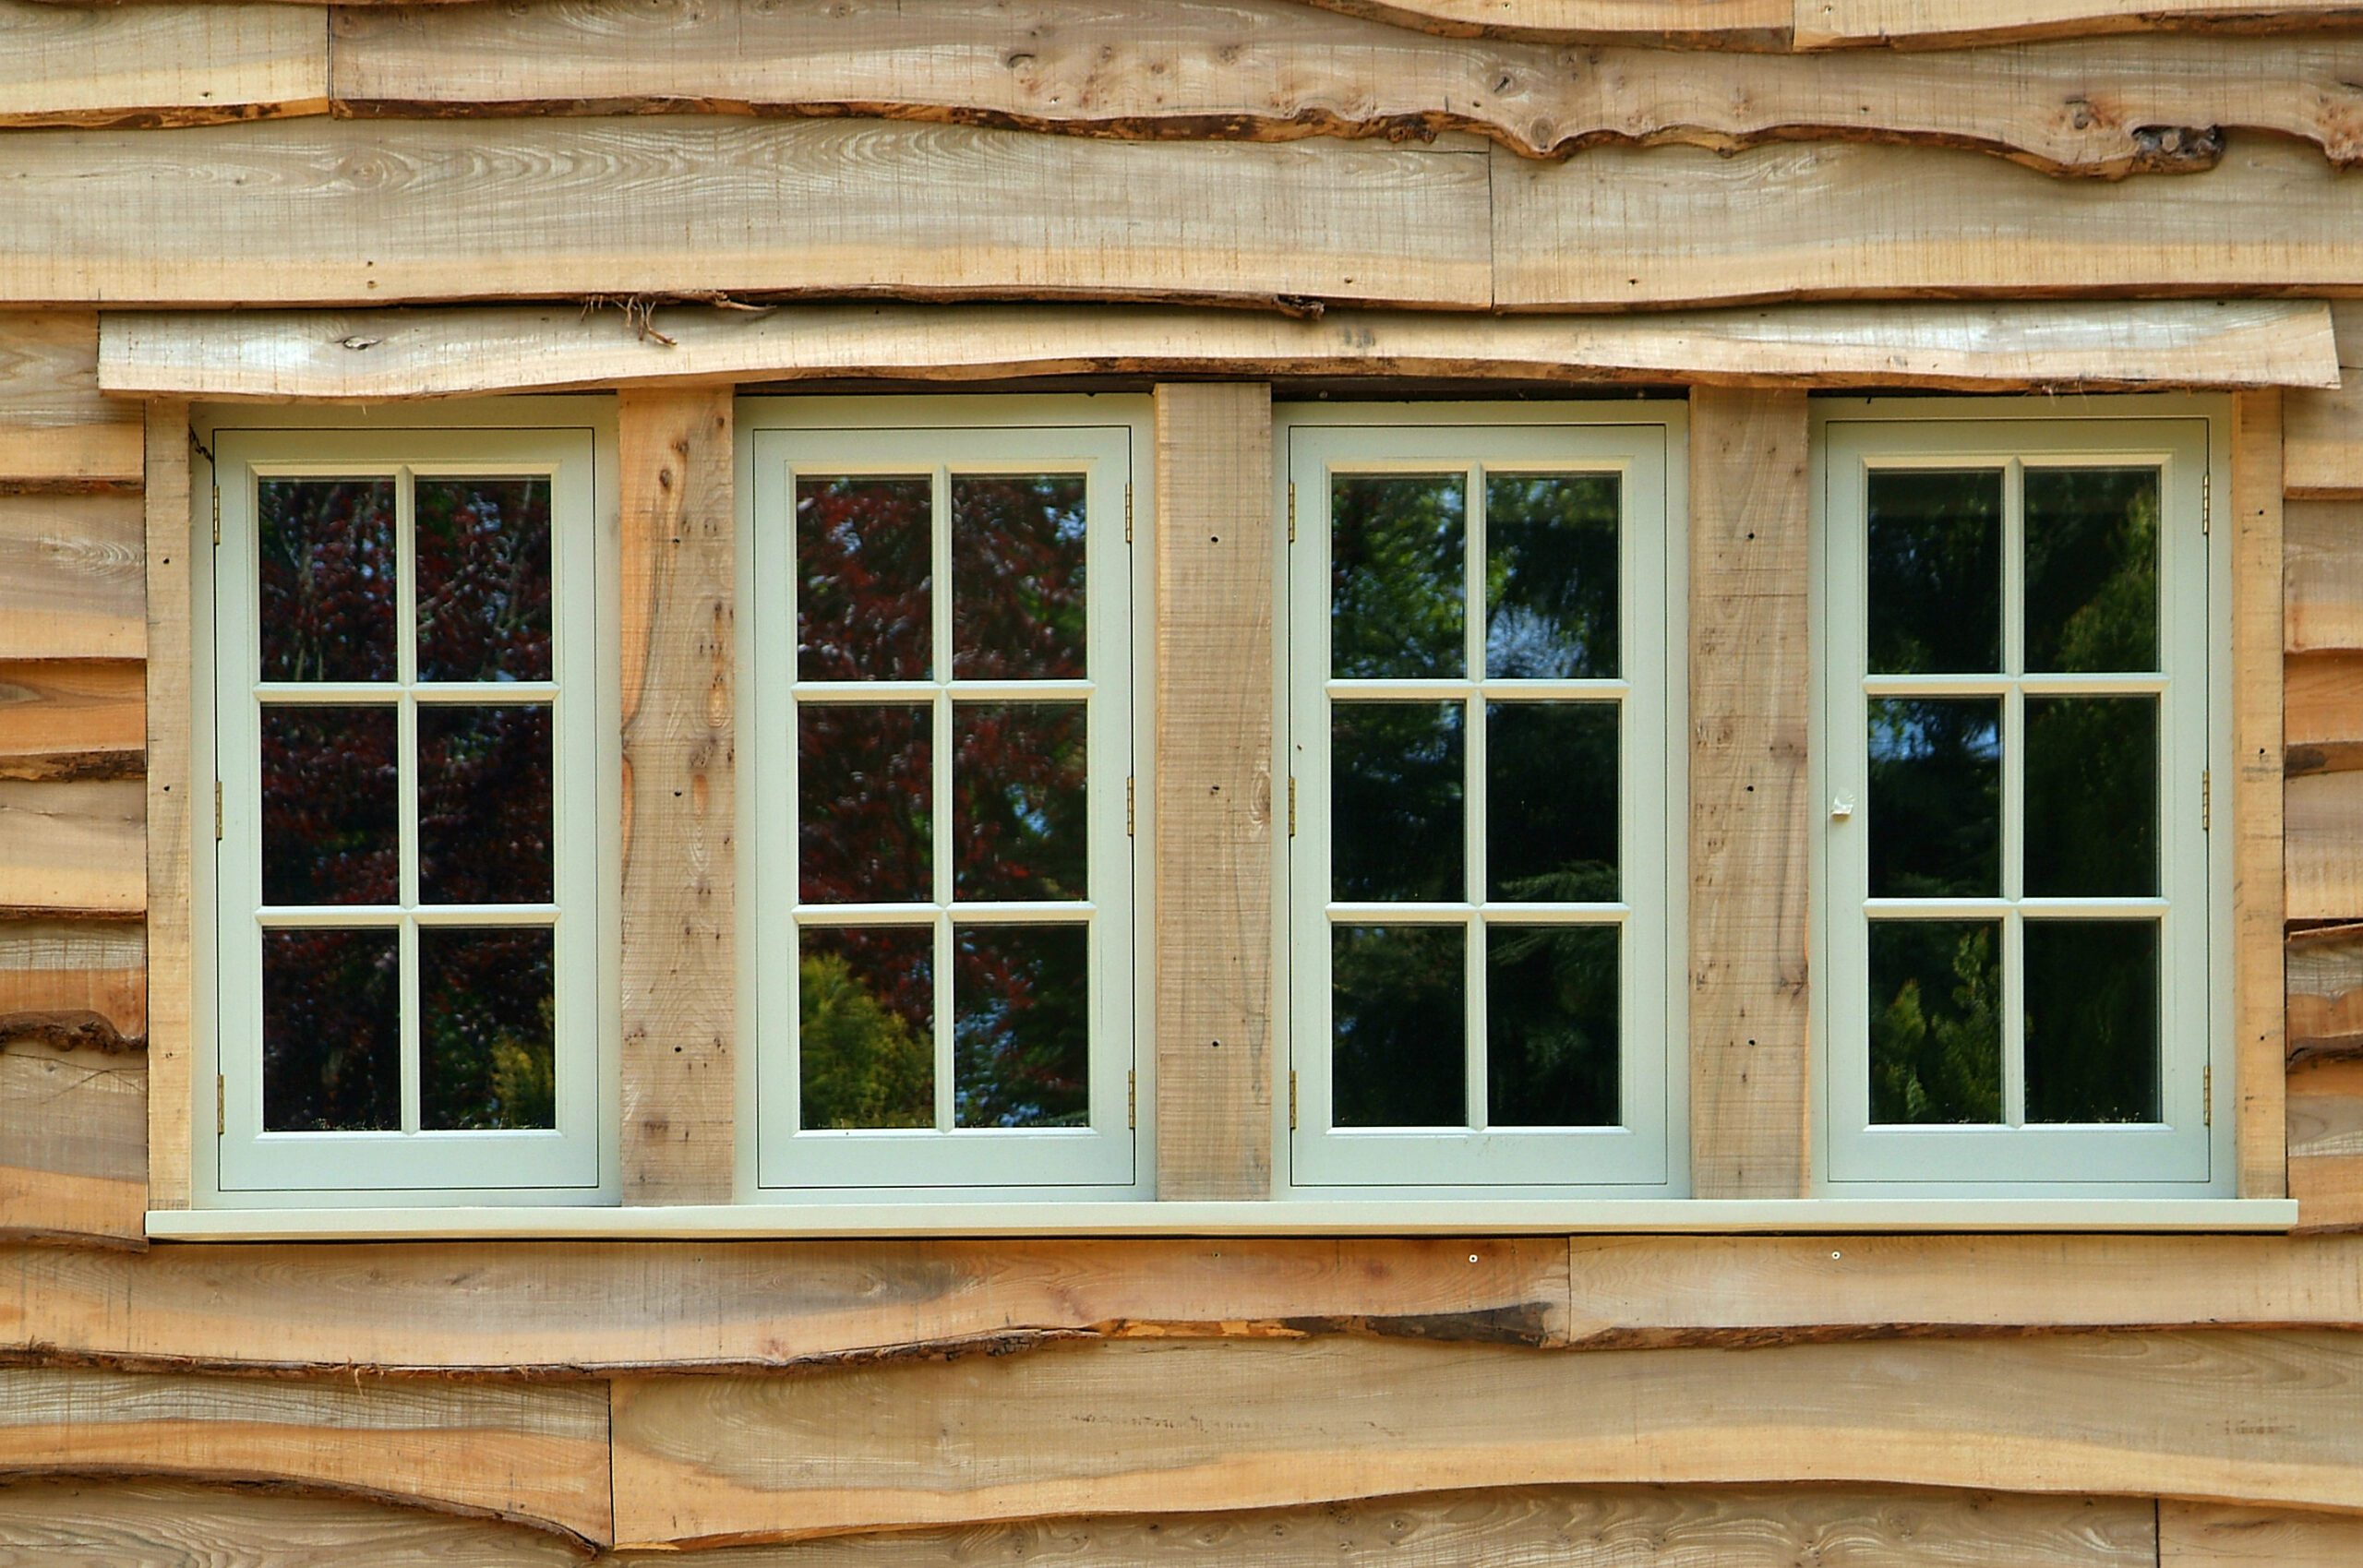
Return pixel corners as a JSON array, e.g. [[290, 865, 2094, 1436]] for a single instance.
[[744, 400, 1146, 1196], [1281, 406, 1685, 1193], [208, 426, 609, 1201], [1817, 406, 2226, 1193]]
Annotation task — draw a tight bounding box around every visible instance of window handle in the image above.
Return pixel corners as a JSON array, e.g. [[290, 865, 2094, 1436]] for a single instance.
[[1830, 793, 1856, 821]]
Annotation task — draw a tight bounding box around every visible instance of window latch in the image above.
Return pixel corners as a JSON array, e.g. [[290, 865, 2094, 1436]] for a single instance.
[[1830, 793, 1855, 821]]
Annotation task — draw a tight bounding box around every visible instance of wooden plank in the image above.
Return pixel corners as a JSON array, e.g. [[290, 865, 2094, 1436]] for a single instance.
[[2285, 500, 2363, 654], [1153, 384, 1273, 1201], [0, 119, 1491, 308], [2289, 775, 2363, 919], [0, 917, 142, 1053], [0, 1038, 142, 1247], [618, 389, 734, 1205], [0, 313, 140, 484], [0, 661, 142, 783], [2163, 1502, 2363, 1566], [102, 298, 2341, 402], [2285, 649, 2363, 757], [2290, 1150, 2363, 1230], [0, 779, 143, 917], [2233, 391, 2287, 1198], [2290, 924, 2363, 1065], [141, 401, 190, 1211], [0, 0, 325, 128], [609, 1331, 2363, 1544], [2287, 1058, 2363, 1157], [1687, 388, 1809, 1199], [0, 494, 145, 659], [0, 1367, 611, 1547], [2285, 304, 2363, 497], [1797, 0, 2363, 48]]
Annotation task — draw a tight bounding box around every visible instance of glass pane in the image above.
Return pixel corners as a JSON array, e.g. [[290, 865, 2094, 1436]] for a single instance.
[[951, 473, 1087, 679], [1485, 473, 1618, 679], [258, 478, 397, 683], [2024, 467, 2159, 674], [954, 924, 1088, 1128], [1487, 924, 1617, 1128], [1868, 920, 2002, 1124], [2025, 919, 2161, 1124], [798, 926, 933, 1131], [953, 702, 1087, 902], [418, 705, 553, 905], [1867, 698, 2001, 898], [414, 477, 553, 683], [798, 703, 930, 904], [420, 927, 556, 1131], [2025, 696, 2158, 897], [260, 705, 398, 906], [1332, 924, 1464, 1127], [1331, 473, 1465, 678], [1333, 702, 1463, 904], [797, 475, 932, 682], [1487, 701, 1616, 904], [1866, 469, 2002, 675], [262, 927, 399, 1131]]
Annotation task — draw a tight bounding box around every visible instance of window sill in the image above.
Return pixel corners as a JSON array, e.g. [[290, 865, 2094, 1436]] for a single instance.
[[147, 1196, 2298, 1241]]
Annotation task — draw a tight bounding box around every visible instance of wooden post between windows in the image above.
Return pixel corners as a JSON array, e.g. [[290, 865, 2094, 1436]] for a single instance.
[[618, 390, 736, 1204], [2231, 389, 2288, 1200], [1687, 387, 1813, 1199], [143, 399, 193, 1212], [1152, 382, 1275, 1201]]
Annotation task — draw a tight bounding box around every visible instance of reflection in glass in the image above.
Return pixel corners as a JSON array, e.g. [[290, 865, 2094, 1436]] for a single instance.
[[1866, 469, 2002, 675], [798, 926, 933, 1130], [1487, 702, 1616, 904], [1485, 473, 1618, 679], [951, 473, 1087, 679], [418, 705, 553, 905], [420, 927, 556, 1131], [258, 479, 398, 683], [798, 704, 931, 904], [1868, 920, 2002, 1124], [1487, 924, 1617, 1127], [1333, 702, 1462, 903], [260, 705, 398, 905], [2025, 467, 2159, 674], [262, 927, 399, 1131], [2025, 920, 2160, 1124], [1333, 924, 1463, 1127], [1332, 473, 1465, 678], [2025, 697, 2157, 897], [1867, 698, 2000, 898], [797, 476, 932, 681], [953, 703, 1087, 902], [414, 478, 554, 682], [954, 924, 1088, 1127]]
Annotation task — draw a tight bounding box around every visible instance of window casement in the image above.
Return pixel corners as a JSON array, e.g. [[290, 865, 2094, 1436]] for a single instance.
[[1816, 404, 2229, 1195], [742, 399, 1147, 1197], [1279, 406, 1685, 1194], [205, 425, 611, 1202]]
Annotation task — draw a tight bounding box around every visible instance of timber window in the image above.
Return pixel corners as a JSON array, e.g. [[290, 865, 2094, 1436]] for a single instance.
[[1280, 407, 1685, 1193], [744, 400, 1146, 1195], [1817, 407, 2227, 1192]]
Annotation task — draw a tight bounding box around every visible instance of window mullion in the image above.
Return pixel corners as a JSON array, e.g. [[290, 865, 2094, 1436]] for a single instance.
[[395, 466, 423, 1136], [930, 465, 956, 1135], [2001, 459, 2027, 1127]]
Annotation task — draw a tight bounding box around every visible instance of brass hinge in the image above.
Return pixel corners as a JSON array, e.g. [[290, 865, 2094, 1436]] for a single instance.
[[214, 779, 223, 841], [1124, 482, 1134, 545], [2201, 470, 2212, 535], [216, 1075, 225, 1136], [1289, 1070, 1299, 1131], [1127, 1070, 1136, 1130], [1125, 776, 1136, 837], [210, 485, 221, 546], [1286, 481, 1297, 545], [1287, 777, 1297, 836], [2201, 769, 2211, 832], [2203, 1064, 2213, 1127]]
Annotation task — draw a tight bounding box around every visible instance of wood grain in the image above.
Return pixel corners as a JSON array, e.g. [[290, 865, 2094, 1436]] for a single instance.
[[2290, 1149, 2363, 1229], [0, 0, 324, 128], [0, 495, 144, 660], [2163, 1502, 2363, 1565], [140, 402, 190, 1210], [2288, 773, 2363, 920], [2285, 304, 2363, 497], [0, 1038, 142, 1247], [2286, 1058, 2363, 1156], [0, 663, 141, 783], [2285, 500, 2363, 654], [0, 780, 142, 918], [1796, 0, 2363, 48], [0, 918, 142, 1053], [2233, 391, 2287, 1197], [0, 314, 140, 485], [2289, 924, 2363, 1065]]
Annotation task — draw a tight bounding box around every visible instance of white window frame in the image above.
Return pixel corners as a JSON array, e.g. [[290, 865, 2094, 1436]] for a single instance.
[[1277, 402, 1688, 1196], [198, 408, 619, 1206], [739, 396, 1152, 1200], [1813, 397, 2233, 1197]]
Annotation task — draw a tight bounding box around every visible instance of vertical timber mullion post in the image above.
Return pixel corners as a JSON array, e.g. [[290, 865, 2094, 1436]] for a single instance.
[[618, 389, 736, 1204], [1153, 382, 1274, 1200], [1688, 386, 1812, 1199], [144, 398, 194, 1211], [2231, 389, 2287, 1200]]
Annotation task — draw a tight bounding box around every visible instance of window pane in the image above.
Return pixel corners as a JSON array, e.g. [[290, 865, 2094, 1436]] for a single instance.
[[954, 924, 1088, 1128], [1331, 473, 1464, 678], [953, 702, 1087, 902], [2024, 467, 2159, 674], [262, 927, 399, 1131], [1333, 701, 1462, 903], [1868, 920, 2002, 1124], [797, 476, 931, 682], [418, 705, 553, 905], [420, 927, 555, 1131], [798, 703, 930, 904], [258, 478, 397, 683], [1487, 701, 1616, 904], [1487, 924, 1617, 1128], [2025, 919, 2161, 1124], [1332, 924, 1463, 1127], [1866, 469, 2001, 675], [260, 705, 397, 906], [1867, 698, 2000, 898], [799, 926, 933, 1131], [414, 477, 553, 683], [2025, 696, 2158, 897], [1485, 473, 1618, 679], [951, 473, 1086, 679]]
